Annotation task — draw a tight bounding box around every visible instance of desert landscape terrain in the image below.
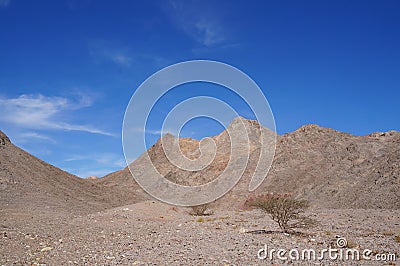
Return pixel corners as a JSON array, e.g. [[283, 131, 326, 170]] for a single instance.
[[1, 118, 399, 265]]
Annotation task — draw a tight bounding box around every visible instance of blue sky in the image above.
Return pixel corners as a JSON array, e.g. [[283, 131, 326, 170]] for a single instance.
[[0, 0, 399, 177]]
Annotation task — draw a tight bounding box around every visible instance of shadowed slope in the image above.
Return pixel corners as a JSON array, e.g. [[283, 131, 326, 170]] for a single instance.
[[0, 130, 140, 219]]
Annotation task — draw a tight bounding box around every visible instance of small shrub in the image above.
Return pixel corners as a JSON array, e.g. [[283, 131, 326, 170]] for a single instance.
[[190, 204, 213, 216], [395, 234, 400, 243], [345, 239, 357, 249], [245, 193, 317, 233], [197, 217, 205, 222]]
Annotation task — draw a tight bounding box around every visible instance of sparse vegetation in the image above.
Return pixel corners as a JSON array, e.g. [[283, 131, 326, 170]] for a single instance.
[[190, 204, 213, 216], [204, 216, 229, 222], [245, 193, 317, 233], [395, 234, 400, 243], [344, 238, 357, 249]]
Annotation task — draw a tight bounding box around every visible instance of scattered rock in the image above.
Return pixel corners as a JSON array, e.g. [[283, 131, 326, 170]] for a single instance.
[[40, 247, 52, 252]]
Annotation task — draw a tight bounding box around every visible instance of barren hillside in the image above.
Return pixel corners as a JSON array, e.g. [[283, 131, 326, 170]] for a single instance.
[[260, 125, 400, 208], [0, 130, 139, 220], [101, 118, 400, 209]]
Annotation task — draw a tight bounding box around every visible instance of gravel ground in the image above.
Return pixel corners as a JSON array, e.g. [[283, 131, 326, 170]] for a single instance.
[[1, 201, 399, 265]]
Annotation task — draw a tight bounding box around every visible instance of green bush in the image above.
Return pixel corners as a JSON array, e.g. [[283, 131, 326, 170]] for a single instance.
[[246, 193, 316, 233]]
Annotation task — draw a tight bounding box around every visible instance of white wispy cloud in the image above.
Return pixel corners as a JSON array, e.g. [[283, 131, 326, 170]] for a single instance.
[[0, 94, 115, 136], [88, 40, 172, 68], [16, 132, 56, 143], [88, 40, 133, 67], [111, 54, 132, 66], [63, 152, 126, 177], [71, 169, 117, 178], [65, 153, 126, 168], [164, 1, 228, 47], [133, 127, 178, 136], [193, 18, 225, 47], [0, 0, 10, 8]]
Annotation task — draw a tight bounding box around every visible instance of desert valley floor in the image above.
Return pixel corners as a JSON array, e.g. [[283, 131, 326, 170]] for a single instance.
[[1, 201, 400, 265]]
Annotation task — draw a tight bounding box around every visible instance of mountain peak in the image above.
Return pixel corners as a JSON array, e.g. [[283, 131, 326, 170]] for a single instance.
[[0, 130, 11, 145], [297, 124, 325, 131], [160, 132, 176, 140], [231, 116, 259, 124], [227, 116, 261, 132], [293, 124, 342, 135]]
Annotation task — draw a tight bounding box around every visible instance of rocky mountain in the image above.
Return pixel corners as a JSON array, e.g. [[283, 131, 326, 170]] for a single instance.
[[0, 130, 139, 220], [101, 118, 400, 209], [260, 125, 400, 209], [99, 117, 276, 206], [1, 115, 398, 214]]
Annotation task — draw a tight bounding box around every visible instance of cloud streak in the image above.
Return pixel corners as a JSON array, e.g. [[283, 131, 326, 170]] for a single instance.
[[88, 39, 172, 68], [0, 94, 115, 136], [0, 0, 10, 8], [194, 19, 225, 47], [165, 1, 228, 47], [64, 152, 125, 167], [88, 40, 132, 67], [63, 152, 126, 177], [16, 132, 56, 143], [132, 126, 178, 136]]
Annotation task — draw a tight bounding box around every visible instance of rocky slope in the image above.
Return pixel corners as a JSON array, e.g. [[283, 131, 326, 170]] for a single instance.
[[0, 130, 139, 220], [260, 125, 400, 209], [101, 118, 400, 209]]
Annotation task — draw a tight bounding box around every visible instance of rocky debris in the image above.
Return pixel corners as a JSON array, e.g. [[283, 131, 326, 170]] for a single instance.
[[0, 201, 399, 265], [40, 247, 52, 252]]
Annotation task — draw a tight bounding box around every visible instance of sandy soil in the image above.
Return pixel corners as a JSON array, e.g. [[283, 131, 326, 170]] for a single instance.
[[1, 201, 399, 265]]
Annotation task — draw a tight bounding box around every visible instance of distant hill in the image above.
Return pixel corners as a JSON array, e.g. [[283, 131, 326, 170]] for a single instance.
[[102, 118, 400, 209], [0, 130, 139, 219]]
